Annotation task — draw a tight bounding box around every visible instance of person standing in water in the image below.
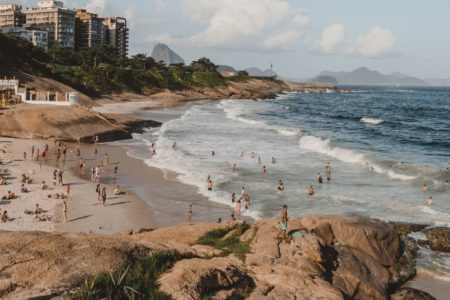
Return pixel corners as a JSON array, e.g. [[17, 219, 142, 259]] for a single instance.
[[426, 196, 433, 206], [207, 179, 213, 191], [172, 142, 177, 150], [188, 203, 192, 222], [316, 172, 323, 184], [258, 157, 261, 164], [272, 157, 277, 164], [325, 162, 332, 182], [231, 192, 236, 203], [233, 164, 237, 172], [261, 165, 267, 174], [423, 183, 428, 193], [308, 185, 315, 196], [277, 205, 288, 242]]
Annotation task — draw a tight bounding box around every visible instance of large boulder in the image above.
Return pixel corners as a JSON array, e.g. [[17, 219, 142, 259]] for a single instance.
[[389, 222, 429, 236], [158, 257, 254, 300], [424, 227, 450, 252], [299, 215, 400, 266]]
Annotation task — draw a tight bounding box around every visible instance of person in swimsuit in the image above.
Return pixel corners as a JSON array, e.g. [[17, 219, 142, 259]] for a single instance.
[[278, 205, 288, 241], [426, 196, 433, 206], [423, 183, 428, 193], [231, 192, 236, 203], [172, 142, 177, 150], [235, 200, 241, 218], [261, 165, 267, 174], [101, 187, 107, 206], [308, 185, 315, 196], [277, 180, 285, 191], [207, 180, 213, 191], [325, 162, 332, 182], [316, 172, 323, 184]]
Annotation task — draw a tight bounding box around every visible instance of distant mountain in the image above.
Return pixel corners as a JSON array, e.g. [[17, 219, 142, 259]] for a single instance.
[[245, 67, 277, 78], [151, 43, 185, 66], [309, 75, 338, 85], [317, 67, 428, 86], [425, 78, 450, 86]]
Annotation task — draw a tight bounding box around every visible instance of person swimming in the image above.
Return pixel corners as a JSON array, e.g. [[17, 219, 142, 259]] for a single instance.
[[262, 165, 267, 174], [277, 180, 285, 191], [207, 179, 213, 191]]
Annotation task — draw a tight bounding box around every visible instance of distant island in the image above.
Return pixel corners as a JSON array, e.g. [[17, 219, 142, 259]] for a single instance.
[[311, 67, 450, 86]]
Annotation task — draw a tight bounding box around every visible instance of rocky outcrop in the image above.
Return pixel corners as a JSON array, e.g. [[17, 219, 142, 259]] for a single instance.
[[390, 222, 429, 236], [0, 216, 428, 299], [0, 105, 161, 143], [424, 227, 450, 252], [159, 257, 254, 300]]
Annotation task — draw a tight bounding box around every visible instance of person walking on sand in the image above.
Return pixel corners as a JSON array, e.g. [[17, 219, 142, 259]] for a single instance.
[[58, 170, 64, 186], [31, 145, 35, 158], [96, 183, 101, 200], [101, 187, 107, 206], [277, 205, 288, 242], [23, 152, 26, 160], [104, 153, 109, 165], [36, 149, 40, 161], [63, 201, 67, 223], [62, 145, 67, 160], [188, 203, 192, 222], [114, 166, 118, 178]]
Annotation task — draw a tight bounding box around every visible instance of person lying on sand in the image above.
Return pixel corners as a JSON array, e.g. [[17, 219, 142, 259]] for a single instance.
[[41, 181, 49, 190], [0, 176, 7, 185], [113, 185, 127, 195], [20, 184, 29, 193], [2, 191, 16, 200], [1, 210, 10, 222]]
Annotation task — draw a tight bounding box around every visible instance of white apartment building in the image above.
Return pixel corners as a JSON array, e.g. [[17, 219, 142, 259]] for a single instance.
[[23, 0, 75, 48], [1, 26, 48, 49]]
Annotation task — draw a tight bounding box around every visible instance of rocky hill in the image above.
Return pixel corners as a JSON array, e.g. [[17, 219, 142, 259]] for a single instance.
[[245, 67, 277, 78], [0, 215, 440, 299], [151, 43, 185, 65], [318, 67, 428, 86]]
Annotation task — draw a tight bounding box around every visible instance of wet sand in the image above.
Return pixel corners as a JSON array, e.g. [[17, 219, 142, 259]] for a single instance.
[[404, 272, 450, 300]]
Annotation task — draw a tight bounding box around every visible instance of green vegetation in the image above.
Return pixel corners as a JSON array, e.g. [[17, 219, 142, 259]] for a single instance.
[[197, 223, 253, 261], [73, 251, 192, 300], [0, 33, 227, 97]]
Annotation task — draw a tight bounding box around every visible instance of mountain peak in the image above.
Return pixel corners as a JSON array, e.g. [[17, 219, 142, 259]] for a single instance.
[[151, 43, 185, 66]]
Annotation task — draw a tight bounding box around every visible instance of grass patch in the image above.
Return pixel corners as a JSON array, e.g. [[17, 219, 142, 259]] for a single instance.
[[73, 251, 192, 299], [197, 223, 253, 261]]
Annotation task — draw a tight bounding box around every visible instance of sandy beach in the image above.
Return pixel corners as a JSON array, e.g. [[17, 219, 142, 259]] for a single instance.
[[0, 138, 155, 234]]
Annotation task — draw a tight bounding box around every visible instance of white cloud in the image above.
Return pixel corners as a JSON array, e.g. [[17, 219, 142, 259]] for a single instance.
[[85, 0, 107, 14], [356, 26, 397, 57], [148, 0, 309, 52], [314, 23, 347, 55], [312, 24, 397, 58]]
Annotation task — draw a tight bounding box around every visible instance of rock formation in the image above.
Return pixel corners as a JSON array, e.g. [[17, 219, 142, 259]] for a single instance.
[[151, 43, 185, 66], [0, 215, 433, 299], [424, 227, 450, 252]]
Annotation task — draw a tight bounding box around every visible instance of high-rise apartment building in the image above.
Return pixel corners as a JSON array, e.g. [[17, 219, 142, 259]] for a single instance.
[[75, 9, 105, 50], [1, 26, 48, 49], [103, 17, 128, 58], [0, 4, 26, 28], [24, 0, 75, 49]]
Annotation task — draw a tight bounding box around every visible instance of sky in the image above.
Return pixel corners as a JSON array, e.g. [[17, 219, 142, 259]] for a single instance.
[[6, 0, 450, 79]]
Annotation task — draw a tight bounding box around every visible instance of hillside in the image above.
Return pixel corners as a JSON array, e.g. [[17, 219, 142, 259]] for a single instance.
[[318, 67, 428, 86]]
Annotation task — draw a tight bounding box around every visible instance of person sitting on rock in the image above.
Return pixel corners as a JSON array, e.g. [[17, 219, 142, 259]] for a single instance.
[[2, 191, 16, 200], [41, 181, 49, 190]]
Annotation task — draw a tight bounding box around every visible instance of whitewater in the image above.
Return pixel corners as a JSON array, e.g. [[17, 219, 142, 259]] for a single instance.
[[119, 86, 449, 281]]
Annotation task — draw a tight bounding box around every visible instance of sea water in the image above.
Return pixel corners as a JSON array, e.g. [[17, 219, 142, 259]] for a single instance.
[[119, 86, 450, 281]]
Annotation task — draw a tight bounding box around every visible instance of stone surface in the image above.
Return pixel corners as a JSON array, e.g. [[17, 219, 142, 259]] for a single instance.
[[158, 257, 253, 300], [391, 287, 437, 300], [151, 43, 185, 65], [424, 227, 450, 253], [390, 222, 429, 236]]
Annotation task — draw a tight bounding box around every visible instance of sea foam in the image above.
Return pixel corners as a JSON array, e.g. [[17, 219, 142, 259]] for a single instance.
[[361, 117, 384, 125]]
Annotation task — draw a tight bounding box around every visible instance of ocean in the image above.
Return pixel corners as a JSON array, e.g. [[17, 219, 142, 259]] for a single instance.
[[117, 86, 450, 281]]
